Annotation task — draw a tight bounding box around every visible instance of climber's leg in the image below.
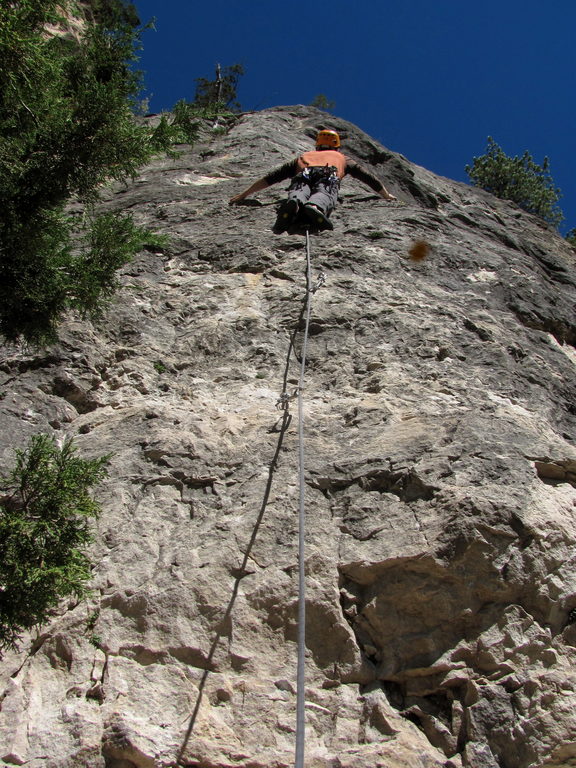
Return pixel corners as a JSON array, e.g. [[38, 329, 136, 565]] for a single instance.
[[273, 174, 311, 232], [307, 179, 339, 216], [301, 179, 339, 230]]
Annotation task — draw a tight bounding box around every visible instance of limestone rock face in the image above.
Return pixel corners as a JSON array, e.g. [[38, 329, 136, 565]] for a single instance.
[[1, 106, 576, 768]]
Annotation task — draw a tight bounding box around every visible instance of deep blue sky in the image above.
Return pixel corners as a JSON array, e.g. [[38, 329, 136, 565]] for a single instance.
[[134, 1, 575, 234]]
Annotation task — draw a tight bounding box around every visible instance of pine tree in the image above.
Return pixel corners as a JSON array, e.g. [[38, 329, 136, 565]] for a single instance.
[[465, 137, 563, 227], [0, 0, 196, 344], [0, 435, 109, 652], [194, 63, 244, 114]]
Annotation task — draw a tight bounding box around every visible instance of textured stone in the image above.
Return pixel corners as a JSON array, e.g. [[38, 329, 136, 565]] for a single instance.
[[1, 105, 576, 767]]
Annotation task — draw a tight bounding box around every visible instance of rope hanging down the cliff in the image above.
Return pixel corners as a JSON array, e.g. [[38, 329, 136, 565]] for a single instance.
[[295, 229, 325, 768], [275, 229, 324, 768]]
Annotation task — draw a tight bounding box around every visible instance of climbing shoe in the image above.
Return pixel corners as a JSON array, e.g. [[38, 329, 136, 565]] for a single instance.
[[301, 204, 334, 231], [273, 198, 299, 233]]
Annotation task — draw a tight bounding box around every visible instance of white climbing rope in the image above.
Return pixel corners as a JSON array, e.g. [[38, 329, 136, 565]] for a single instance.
[[295, 228, 314, 768]]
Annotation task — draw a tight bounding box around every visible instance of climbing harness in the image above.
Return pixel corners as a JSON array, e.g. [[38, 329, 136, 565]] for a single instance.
[[297, 166, 341, 198], [302, 165, 338, 185]]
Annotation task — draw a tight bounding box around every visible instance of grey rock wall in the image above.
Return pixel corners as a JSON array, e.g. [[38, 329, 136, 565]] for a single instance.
[[1, 106, 576, 768]]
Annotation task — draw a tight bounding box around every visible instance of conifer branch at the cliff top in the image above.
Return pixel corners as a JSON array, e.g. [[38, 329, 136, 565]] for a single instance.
[[466, 136, 565, 229], [0, 0, 197, 345]]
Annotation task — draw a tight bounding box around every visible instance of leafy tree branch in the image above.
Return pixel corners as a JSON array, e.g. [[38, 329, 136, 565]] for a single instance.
[[0, 434, 109, 653], [465, 137, 563, 228], [0, 0, 197, 344]]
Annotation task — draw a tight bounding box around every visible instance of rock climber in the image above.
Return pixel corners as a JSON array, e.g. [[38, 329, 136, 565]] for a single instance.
[[229, 129, 397, 232]]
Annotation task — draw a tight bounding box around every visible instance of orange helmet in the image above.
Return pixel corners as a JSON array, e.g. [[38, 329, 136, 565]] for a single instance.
[[316, 129, 341, 149]]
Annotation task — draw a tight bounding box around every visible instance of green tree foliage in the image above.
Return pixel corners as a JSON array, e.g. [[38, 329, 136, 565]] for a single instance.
[[89, 0, 140, 28], [194, 63, 244, 114], [0, 0, 198, 345], [465, 137, 563, 227], [310, 94, 336, 112], [0, 435, 109, 652], [565, 229, 576, 247]]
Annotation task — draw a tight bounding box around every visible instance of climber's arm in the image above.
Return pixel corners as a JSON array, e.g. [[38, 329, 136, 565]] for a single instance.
[[346, 159, 397, 201], [378, 188, 397, 201], [229, 178, 269, 204], [229, 159, 299, 205]]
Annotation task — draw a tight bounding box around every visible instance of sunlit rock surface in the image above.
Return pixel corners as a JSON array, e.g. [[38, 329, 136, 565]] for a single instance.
[[1, 106, 576, 768]]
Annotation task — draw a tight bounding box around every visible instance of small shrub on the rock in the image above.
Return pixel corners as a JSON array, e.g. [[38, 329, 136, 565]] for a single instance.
[[0, 435, 109, 653], [310, 94, 336, 112], [89, 0, 140, 27], [465, 137, 563, 227], [194, 63, 244, 114]]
